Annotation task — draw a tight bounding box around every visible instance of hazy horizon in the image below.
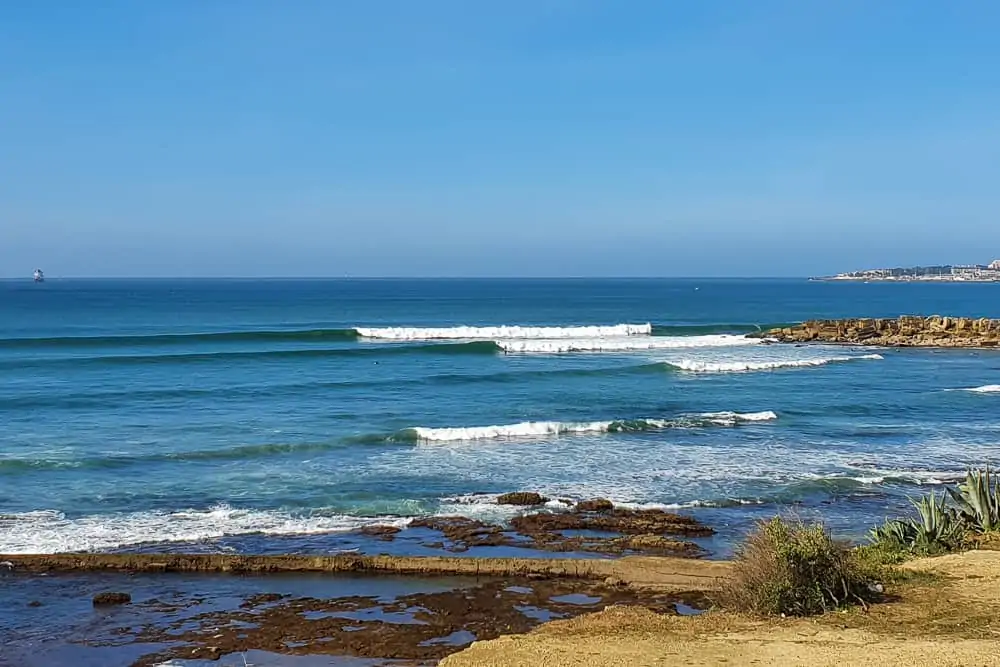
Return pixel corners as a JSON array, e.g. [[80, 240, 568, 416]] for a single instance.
[[4, 1, 999, 278]]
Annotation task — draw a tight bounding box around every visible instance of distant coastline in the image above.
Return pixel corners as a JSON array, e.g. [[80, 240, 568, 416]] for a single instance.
[[813, 259, 1000, 282]]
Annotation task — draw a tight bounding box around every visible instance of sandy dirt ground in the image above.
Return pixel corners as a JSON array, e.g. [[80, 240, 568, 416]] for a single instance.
[[441, 550, 1000, 667]]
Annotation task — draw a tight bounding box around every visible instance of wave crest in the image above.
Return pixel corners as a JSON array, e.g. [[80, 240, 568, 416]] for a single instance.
[[408, 411, 777, 442], [957, 385, 1000, 394], [496, 334, 760, 354], [356, 323, 652, 340], [666, 354, 883, 373]]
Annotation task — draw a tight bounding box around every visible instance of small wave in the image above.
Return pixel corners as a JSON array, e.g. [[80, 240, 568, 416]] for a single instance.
[[355, 323, 652, 340], [407, 411, 777, 442], [0, 441, 371, 474], [955, 385, 1000, 394], [496, 334, 760, 354], [0, 328, 359, 349], [0, 340, 498, 370], [0, 505, 411, 554], [665, 354, 883, 373]]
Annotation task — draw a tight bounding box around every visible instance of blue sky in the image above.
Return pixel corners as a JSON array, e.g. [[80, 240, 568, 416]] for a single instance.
[[3, 1, 999, 277]]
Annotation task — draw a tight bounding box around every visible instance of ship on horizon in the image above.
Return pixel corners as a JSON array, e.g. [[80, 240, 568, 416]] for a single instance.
[[33, 268, 44, 282]]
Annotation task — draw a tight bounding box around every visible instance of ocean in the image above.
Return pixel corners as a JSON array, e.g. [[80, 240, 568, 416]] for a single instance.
[[3, 278, 1000, 556]]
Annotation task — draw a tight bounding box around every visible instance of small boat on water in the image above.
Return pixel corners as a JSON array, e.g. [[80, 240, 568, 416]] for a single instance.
[[33, 269, 44, 282]]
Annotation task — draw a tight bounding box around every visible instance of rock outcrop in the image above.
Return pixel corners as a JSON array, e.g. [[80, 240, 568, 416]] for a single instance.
[[496, 492, 549, 506], [761, 316, 1000, 347]]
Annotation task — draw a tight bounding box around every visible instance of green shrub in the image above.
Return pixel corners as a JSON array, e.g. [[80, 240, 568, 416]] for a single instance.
[[720, 517, 884, 617]]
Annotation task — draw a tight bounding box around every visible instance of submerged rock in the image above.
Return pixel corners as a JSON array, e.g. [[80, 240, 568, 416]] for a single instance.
[[93, 591, 131, 606], [496, 492, 549, 506], [360, 524, 402, 540], [411, 516, 509, 551]]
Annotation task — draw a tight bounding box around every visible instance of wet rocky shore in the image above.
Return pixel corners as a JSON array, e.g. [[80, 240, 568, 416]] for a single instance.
[[0, 499, 726, 666], [760, 315, 1000, 347]]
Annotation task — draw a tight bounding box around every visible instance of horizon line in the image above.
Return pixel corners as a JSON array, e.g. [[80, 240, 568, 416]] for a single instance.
[[3, 275, 815, 281]]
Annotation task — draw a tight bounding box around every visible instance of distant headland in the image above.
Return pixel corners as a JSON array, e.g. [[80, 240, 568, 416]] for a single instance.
[[814, 259, 1000, 282]]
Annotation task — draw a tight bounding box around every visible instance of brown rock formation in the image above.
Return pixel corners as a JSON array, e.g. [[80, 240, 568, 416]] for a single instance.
[[576, 498, 615, 513], [497, 492, 549, 506], [761, 316, 1000, 347], [92, 591, 132, 605]]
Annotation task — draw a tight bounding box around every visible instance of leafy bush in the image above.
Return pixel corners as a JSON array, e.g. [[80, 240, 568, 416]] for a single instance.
[[720, 517, 884, 617]]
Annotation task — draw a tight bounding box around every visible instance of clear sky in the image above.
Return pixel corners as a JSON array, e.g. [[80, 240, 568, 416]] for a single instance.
[[3, 1, 999, 277]]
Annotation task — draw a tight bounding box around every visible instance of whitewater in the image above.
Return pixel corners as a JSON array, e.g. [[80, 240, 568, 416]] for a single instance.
[[410, 411, 778, 441], [665, 353, 884, 373], [496, 334, 761, 354], [356, 323, 652, 340]]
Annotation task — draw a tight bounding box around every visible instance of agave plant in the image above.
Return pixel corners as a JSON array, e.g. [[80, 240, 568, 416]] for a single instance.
[[911, 492, 965, 549], [868, 519, 916, 548], [947, 466, 1000, 533], [869, 492, 964, 554]]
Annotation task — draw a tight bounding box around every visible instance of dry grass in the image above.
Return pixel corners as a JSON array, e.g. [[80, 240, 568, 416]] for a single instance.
[[717, 517, 883, 616], [442, 551, 1000, 666]]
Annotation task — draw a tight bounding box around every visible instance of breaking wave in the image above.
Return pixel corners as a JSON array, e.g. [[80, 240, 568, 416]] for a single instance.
[[0, 506, 411, 555], [665, 354, 883, 373], [356, 323, 652, 340], [955, 385, 1000, 394], [407, 411, 778, 442], [496, 334, 760, 354]]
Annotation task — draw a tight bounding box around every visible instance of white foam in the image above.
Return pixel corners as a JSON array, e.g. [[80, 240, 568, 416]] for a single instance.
[[698, 410, 779, 425], [496, 334, 760, 354], [666, 354, 883, 373], [355, 323, 652, 340], [805, 469, 967, 486], [958, 384, 1000, 393], [436, 493, 572, 522], [413, 421, 637, 441], [0, 505, 411, 555], [616, 499, 766, 510], [411, 412, 776, 442]]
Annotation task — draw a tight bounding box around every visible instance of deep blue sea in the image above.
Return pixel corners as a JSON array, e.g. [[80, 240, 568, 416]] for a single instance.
[[3, 278, 1000, 556]]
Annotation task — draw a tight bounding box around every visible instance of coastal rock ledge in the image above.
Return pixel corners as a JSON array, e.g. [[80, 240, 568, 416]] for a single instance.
[[762, 316, 1000, 347]]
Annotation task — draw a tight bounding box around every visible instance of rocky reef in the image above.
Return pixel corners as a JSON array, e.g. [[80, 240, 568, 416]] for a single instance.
[[761, 316, 1000, 347]]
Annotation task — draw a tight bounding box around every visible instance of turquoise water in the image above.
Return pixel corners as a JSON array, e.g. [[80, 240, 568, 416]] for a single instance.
[[2, 278, 1000, 554]]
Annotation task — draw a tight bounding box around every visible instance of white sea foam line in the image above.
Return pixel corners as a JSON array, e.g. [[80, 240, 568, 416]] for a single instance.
[[412, 421, 620, 441], [435, 494, 573, 522], [411, 412, 777, 442], [666, 354, 883, 373], [355, 323, 652, 340], [433, 494, 764, 520], [495, 334, 760, 354], [0, 505, 412, 555], [699, 410, 778, 424], [952, 384, 1000, 393]]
